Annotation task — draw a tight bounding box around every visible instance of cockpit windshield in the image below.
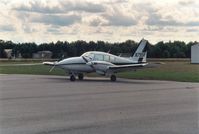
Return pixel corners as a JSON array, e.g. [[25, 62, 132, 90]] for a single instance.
[[82, 52, 94, 60]]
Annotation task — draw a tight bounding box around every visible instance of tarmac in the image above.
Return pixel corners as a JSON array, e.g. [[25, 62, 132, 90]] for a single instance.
[[0, 74, 199, 134]]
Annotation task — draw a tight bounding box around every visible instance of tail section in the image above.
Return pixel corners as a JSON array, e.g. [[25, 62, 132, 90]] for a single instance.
[[131, 39, 148, 63]]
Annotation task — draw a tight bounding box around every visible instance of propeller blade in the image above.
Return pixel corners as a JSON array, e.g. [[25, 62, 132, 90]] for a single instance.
[[49, 65, 55, 72]]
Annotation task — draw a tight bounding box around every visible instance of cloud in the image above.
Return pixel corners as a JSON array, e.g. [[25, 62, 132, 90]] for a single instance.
[[103, 14, 137, 26], [102, 8, 137, 26], [13, 1, 63, 14], [0, 24, 15, 32], [178, 0, 195, 6], [31, 14, 81, 26], [146, 13, 182, 26], [185, 21, 199, 27], [138, 2, 199, 27], [146, 12, 199, 27], [13, 0, 106, 14], [1, 0, 199, 44], [61, 1, 106, 13], [186, 28, 199, 32], [22, 24, 37, 33], [47, 27, 63, 35], [93, 27, 113, 35], [89, 18, 103, 26]]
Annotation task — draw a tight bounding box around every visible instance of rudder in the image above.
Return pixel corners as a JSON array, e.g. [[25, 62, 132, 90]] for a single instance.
[[131, 39, 148, 63]]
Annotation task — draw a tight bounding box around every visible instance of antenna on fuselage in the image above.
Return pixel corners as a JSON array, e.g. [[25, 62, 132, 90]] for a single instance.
[[107, 48, 111, 53]]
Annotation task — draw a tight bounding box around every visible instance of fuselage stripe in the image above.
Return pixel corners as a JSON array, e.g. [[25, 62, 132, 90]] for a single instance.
[[57, 62, 147, 66]]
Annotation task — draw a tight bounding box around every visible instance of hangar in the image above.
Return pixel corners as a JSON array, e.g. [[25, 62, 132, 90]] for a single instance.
[[191, 44, 199, 64]]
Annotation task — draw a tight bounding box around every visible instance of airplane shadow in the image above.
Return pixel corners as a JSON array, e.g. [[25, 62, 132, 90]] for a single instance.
[[45, 76, 161, 85]]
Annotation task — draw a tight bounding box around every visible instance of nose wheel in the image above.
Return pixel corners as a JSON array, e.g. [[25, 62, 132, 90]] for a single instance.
[[70, 75, 76, 81], [110, 75, 116, 82]]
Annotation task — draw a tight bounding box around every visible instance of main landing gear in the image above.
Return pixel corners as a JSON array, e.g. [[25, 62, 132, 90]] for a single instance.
[[70, 73, 84, 81], [110, 74, 116, 82], [69, 73, 116, 82], [78, 73, 84, 80]]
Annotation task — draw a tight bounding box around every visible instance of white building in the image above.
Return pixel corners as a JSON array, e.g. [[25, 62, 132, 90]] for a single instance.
[[33, 51, 52, 59], [191, 44, 199, 64]]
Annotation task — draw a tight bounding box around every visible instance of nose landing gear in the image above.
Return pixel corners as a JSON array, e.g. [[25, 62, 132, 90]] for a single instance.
[[110, 75, 116, 82], [70, 75, 76, 81]]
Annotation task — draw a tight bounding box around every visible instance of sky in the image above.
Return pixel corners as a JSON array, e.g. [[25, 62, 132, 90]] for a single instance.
[[0, 0, 199, 44]]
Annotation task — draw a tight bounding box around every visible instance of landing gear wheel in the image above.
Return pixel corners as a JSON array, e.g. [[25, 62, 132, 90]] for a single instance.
[[110, 75, 116, 82], [70, 75, 76, 81], [78, 73, 84, 80]]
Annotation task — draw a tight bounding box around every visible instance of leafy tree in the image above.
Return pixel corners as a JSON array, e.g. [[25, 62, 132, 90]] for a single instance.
[[0, 39, 197, 58]]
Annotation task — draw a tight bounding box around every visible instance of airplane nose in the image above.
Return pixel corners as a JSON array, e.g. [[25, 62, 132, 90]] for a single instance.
[[56, 56, 86, 66]]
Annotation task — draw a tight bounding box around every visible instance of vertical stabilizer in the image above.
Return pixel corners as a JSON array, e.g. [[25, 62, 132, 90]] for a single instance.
[[131, 39, 148, 63]]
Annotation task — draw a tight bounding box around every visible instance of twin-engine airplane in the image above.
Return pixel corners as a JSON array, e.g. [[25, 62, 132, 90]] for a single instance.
[[43, 39, 148, 81]]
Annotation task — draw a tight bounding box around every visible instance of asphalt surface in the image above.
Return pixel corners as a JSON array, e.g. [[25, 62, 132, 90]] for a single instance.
[[0, 74, 199, 134]]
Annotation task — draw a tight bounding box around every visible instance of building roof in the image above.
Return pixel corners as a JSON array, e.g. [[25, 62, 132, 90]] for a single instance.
[[192, 44, 199, 47]]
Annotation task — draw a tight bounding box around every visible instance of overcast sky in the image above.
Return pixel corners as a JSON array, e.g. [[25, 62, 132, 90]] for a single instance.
[[0, 0, 199, 44]]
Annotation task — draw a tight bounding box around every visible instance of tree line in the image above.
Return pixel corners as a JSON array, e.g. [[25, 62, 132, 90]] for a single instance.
[[0, 39, 197, 58]]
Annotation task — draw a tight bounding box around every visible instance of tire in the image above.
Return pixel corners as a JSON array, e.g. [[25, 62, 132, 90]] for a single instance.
[[78, 73, 84, 80], [110, 75, 116, 82], [70, 75, 76, 81]]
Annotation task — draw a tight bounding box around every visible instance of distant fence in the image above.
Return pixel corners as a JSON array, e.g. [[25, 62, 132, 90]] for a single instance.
[[147, 58, 190, 62], [0, 58, 58, 62]]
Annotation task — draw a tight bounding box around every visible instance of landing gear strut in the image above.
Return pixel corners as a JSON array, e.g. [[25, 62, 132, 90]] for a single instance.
[[110, 75, 116, 82], [70, 75, 76, 81], [78, 73, 84, 80]]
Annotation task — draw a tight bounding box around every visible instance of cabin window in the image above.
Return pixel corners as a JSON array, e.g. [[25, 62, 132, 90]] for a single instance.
[[104, 55, 110, 62], [110, 56, 115, 62], [94, 54, 104, 61]]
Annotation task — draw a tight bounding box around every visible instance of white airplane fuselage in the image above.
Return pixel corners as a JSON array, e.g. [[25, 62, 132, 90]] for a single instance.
[[43, 39, 148, 81], [56, 51, 138, 74]]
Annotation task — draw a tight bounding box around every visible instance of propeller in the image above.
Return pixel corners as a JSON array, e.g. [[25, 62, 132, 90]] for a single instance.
[[48, 61, 59, 72], [49, 65, 55, 72], [43, 61, 58, 72]]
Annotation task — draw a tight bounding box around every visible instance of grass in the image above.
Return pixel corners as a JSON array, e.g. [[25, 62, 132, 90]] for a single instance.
[[118, 62, 199, 82], [0, 60, 198, 82], [0, 60, 64, 75]]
